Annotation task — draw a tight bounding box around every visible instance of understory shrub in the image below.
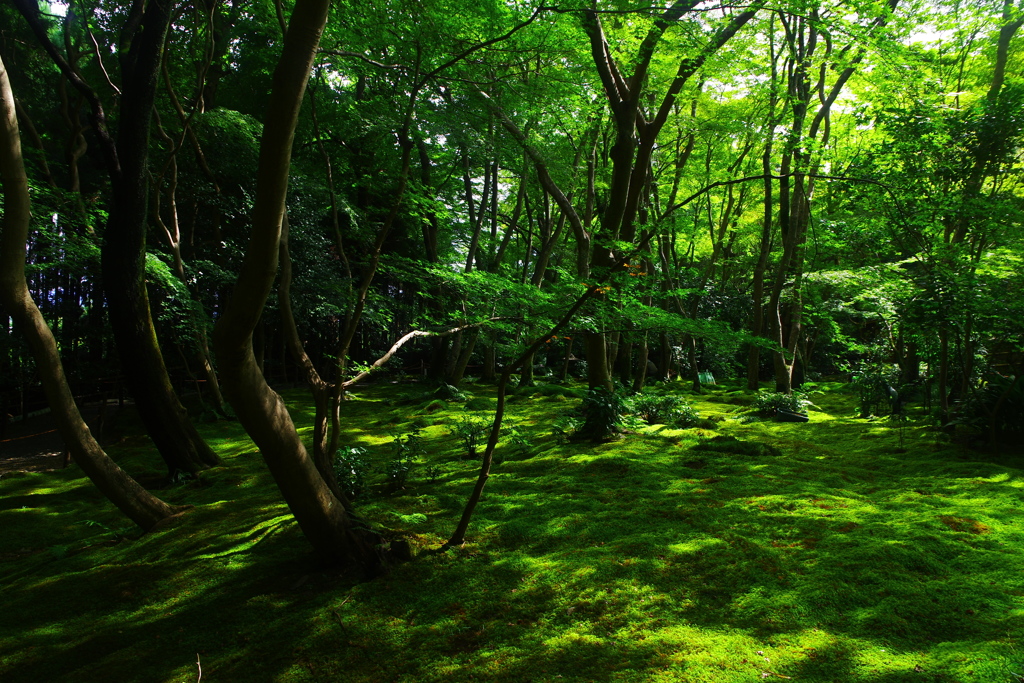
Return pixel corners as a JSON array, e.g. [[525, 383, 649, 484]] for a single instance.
[[956, 373, 1024, 438], [754, 391, 809, 416], [333, 446, 369, 500], [578, 388, 628, 440], [850, 364, 901, 417], [432, 383, 467, 402], [551, 388, 627, 441], [627, 392, 700, 427], [447, 415, 490, 458], [386, 428, 425, 491]]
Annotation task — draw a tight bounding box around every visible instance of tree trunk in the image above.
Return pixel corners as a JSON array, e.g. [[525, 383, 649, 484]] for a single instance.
[[213, 0, 389, 572], [584, 331, 614, 392], [279, 213, 341, 499], [13, 0, 220, 476], [0, 53, 179, 531], [447, 327, 479, 386], [632, 333, 649, 393], [481, 337, 496, 382], [103, 0, 219, 476]]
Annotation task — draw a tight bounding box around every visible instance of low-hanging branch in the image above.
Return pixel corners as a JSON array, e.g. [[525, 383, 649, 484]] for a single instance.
[[342, 318, 517, 389]]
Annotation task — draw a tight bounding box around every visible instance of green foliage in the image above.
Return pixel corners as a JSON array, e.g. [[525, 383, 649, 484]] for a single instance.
[[77, 519, 138, 544], [627, 392, 700, 427], [956, 374, 1024, 438], [551, 413, 583, 443], [578, 388, 628, 441], [446, 415, 490, 459], [386, 428, 425, 491], [754, 391, 810, 416], [333, 446, 369, 500], [499, 418, 532, 460], [851, 364, 901, 418], [432, 384, 467, 402]]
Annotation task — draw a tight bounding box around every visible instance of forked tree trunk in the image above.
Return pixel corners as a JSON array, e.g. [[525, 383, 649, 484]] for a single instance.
[[0, 54, 179, 531], [213, 0, 389, 572]]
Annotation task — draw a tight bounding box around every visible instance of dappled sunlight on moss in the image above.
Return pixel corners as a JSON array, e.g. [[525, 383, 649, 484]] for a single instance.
[[3, 380, 1024, 681]]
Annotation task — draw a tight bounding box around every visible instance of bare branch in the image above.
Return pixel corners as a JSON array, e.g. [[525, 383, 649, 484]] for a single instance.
[[342, 318, 514, 389]]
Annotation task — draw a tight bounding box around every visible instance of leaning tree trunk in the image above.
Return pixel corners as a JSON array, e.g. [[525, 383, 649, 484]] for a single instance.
[[0, 53, 179, 531], [213, 0, 389, 572]]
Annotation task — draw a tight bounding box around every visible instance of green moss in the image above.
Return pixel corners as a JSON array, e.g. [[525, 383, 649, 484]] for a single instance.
[[692, 435, 784, 457], [1, 382, 1023, 682]]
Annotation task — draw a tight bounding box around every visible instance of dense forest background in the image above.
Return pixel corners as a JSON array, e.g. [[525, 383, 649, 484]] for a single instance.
[[2, 0, 1023, 559]]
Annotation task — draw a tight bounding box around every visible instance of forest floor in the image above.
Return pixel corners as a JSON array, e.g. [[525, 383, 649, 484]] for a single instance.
[[1, 378, 1024, 682]]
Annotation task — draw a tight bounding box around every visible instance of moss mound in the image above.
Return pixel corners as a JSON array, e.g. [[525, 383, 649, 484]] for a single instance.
[[692, 434, 783, 457]]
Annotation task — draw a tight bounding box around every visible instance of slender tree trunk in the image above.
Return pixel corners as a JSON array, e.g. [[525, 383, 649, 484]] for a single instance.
[[278, 213, 341, 499], [152, 112, 229, 418], [0, 53, 180, 531]]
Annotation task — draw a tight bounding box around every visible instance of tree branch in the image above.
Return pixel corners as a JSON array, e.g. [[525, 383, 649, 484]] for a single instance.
[[342, 318, 514, 388]]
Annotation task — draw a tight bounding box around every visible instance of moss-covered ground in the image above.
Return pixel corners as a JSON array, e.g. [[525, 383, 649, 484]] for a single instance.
[[2, 378, 1024, 682]]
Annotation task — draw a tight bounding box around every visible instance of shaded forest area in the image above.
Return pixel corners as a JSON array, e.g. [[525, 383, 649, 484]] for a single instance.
[[2, 0, 1024, 678]]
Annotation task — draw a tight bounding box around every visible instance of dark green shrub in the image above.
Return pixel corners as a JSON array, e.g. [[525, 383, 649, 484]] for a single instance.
[[578, 388, 628, 441], [850, 364, 900, 417], [552, 414, 583, 443], [432, 383, 467, 402], [753, 391, 809, 416], [627, 393, 700, 427], [333, 446, 369, 500], [956, 373, 1024, 438]]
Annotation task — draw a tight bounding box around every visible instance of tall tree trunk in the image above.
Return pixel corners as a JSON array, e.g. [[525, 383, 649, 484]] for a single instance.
[[213, 0, 389, 572], [0, 53, 179, 531], [13, 0, 219, 477], [105, 0, 219, 475]]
